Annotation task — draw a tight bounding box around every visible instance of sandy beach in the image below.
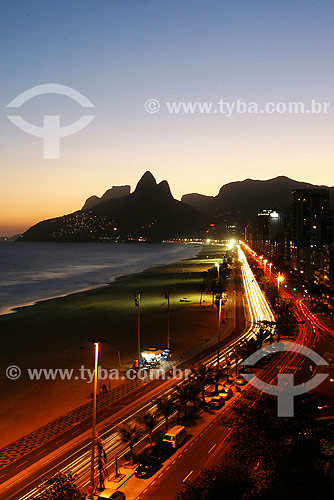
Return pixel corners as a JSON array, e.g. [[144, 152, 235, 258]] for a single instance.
[[0, 244, 229, 448]]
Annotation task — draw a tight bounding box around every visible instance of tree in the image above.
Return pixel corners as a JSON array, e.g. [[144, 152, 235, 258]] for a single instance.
[[135, 411, 157, 450], [191, 363, 213, 403], [188, 380, 201, 410], [255, 325, 269, 348], [30, 472, 86, 500], [174, 383, 192, 419], [154, 395, 174, 431], [233, 345, 243, 375], [222, 391, 332, 495], [277, 300, 299, 339], [118, 420, 142, 465], [212, 362, 225, 390]]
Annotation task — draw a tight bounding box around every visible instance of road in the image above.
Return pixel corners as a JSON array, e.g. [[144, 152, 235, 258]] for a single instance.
[[3, 244, 316, 500], [133, 403, 234, 500], [130, 245, 334, 500], [0, 260, 250, 500]]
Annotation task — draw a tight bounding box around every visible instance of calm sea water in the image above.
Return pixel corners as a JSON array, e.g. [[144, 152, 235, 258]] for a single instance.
[[0, 242, 200, 315]]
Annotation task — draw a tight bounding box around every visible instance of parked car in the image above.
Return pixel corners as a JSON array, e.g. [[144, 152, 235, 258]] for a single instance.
[[235, 375, 247, 386], [209, 396, 225, 409], [97, 489, 126, 499], [135, 458, 162, 479], [162, 425, 186, 449], [149, 442, 173, 461], [204, 395, 213, 405], [219, 388, 233, 399], [238, 367, 253, 375]]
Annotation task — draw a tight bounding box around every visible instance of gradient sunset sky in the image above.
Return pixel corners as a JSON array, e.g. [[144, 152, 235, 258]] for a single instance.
[[1, 0, 333, 235]]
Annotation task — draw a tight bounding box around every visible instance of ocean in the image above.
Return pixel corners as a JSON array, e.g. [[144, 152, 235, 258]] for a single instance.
[[0, 242, 200, 315]]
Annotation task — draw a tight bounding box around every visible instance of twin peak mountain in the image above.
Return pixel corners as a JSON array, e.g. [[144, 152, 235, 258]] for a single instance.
[[20, 171, 333, 242], [20, 172, 211, 242]]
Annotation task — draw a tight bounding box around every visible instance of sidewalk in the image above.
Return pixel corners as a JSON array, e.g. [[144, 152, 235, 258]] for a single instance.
[[0, 291, 237, 470], [94, 377, 243, 500]]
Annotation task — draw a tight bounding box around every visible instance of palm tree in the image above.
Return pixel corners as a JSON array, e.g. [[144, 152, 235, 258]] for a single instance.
[[255, 325, 269, 348], [135, 411, 157, 450], [174, 383, 192, 419], [233, 345, 242, 376], [191, 363, 213, 403], [118, 420, 142, 465], [213, 362, 225, 391], [188, 380, 201, 410], [154, 395, 174, 431]]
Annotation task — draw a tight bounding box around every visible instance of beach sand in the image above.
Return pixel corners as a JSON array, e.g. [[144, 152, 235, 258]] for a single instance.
[[0, 245, 230, 448]]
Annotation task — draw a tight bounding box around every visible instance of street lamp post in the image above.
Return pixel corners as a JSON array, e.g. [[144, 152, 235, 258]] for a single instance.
[[165, 288, 170, 350], [277, 273, 284, 341], [215, 262, 220, 281], [90, 341, 100, 491], [135, 293, 141, 369], [217, 296, 222, 366], [215, 297, 222, 391]]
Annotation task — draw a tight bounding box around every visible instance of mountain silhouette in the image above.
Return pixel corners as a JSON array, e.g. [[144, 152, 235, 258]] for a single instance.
[[19, 173, 334, 242], [182, 176, 334, 223], [82, 185, 131, 210], [20, 172, 212, 242]]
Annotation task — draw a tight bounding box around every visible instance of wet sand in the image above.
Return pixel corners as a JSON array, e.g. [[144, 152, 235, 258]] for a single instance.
[[0, 245, 227, 448]]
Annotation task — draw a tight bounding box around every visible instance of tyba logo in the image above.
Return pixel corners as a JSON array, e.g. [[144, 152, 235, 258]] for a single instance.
[[7, 83, 95, 159]]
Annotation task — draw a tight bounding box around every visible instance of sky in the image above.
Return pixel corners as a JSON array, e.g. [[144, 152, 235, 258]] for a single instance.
[[0, 0, 333, 235]]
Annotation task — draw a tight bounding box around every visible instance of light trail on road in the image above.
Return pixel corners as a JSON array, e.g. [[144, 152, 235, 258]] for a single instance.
[[238, 246, 275, 325], [240, 240, 334, 383], [11, 250, 282, 500]]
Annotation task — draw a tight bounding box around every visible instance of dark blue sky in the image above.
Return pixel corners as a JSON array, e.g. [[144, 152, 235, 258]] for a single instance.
[[1, 0, 333, 233]]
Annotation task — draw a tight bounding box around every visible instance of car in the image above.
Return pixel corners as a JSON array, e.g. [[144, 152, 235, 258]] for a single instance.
[[97, 489, 126, 499], [149, 442, 173, 461], [162, 425, 186, 449], [135, 458, 162, 479], [204, 395, 213, 405], [219, 388, 233, 399], [235, 375, 247, 386], [209, 396, 225, 409], [238, 367, 253, 375]]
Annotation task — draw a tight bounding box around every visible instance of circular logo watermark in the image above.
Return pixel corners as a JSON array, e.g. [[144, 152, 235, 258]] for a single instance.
[[145, 99, 160, 113], [6, 365, 21, 380], [6, 83, 95, 159]]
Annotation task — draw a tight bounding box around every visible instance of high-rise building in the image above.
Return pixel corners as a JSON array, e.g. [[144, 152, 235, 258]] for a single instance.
[[290, 189, 330, 247], [289, 189, 333, 280], [256, 209, 283, 254]]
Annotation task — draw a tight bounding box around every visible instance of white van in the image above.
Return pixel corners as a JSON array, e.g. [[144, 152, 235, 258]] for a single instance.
[[162, 425, 186, 449]]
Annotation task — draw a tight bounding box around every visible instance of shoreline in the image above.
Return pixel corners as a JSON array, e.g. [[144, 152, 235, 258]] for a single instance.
[[0, 243, 225, 448], [0, 242, 202, 317]]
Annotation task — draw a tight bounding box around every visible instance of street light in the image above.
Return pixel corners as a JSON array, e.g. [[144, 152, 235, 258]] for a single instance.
[[89, 340, 100, 491], [134, 293, 141, 369], [276, 274, 284, 341], [215, 262, 220, 280], [263, 259, 267, 276], [217, 296, 222, 367], [164, 288, 170, 350]]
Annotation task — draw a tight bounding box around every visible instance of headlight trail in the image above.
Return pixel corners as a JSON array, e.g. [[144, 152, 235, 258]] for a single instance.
[[238, 246, 275, 324], [16, 250, 278, 500]]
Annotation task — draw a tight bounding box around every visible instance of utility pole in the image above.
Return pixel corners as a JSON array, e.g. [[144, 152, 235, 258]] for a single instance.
[[217, 296, 222, 366], [90, 341, 100, 492], [165, 288, 170, 350], [216, 262, 220, 281], [277, 273, 284, 342], [135, 293, 141, 369]]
